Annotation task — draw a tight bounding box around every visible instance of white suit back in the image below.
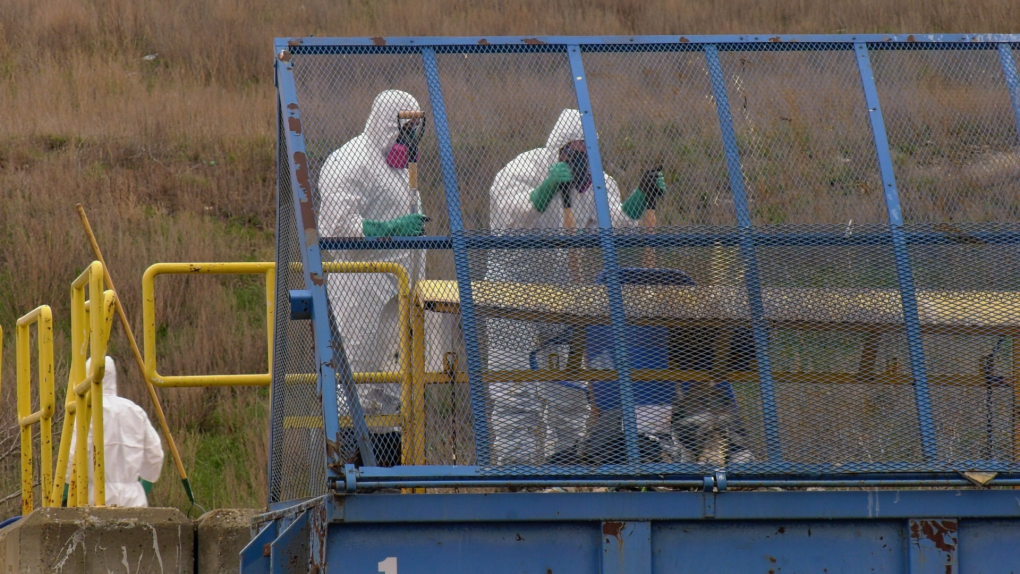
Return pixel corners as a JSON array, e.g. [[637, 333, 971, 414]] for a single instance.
[[69, 356, 164, 507]]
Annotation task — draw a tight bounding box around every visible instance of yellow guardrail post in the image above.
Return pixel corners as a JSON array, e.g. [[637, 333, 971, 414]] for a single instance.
[[142, 262, 276, 387], [57, 262, 116, 507], [16, 306, 55, 513]]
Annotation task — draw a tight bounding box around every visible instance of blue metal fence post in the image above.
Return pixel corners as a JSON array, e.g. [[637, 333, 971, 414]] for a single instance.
[[998, 43, 1020, 141], [854, 42, 937, 462], [567, 45, 640, 464], [704, 44, 783, 463], [275, 47, 377, 469], [421, 47, 492, 465]]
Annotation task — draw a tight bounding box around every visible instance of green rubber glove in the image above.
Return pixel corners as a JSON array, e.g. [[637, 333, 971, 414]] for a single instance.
[[140, 478, 154, 496], [529, 162, 573, 213], [362, 213, 428, 237], [622, 172, 666, 220]]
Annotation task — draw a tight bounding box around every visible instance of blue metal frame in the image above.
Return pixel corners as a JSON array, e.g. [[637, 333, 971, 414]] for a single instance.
[[320, 230, 1020, 251], [280, 34, 1020, 48], [275, 53, 377, 469], [567, 45, 640, 463], [274, 35, 1020, 492], [420, 47, 492, 464], [854, 42, 937, 462], [1000, 44, 1020, 142], [704, 44, 783, 462], [244, 489, 1020, 573]]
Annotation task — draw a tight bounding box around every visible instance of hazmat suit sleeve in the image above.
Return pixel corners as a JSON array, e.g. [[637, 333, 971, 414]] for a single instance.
[[138, 417, 164, 483], [317, 144, 368, 239], [489, 149, 549, 230], [604, 175, 638, 228]]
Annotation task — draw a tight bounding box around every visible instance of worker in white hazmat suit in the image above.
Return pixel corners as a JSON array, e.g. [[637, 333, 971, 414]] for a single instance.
[[318, 90, 462, 463], [485, 109, 657, 466], [68, 356, 164, 506]]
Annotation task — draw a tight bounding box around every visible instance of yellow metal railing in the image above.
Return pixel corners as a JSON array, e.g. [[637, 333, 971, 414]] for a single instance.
[[142, 262, 276, 387], [15, 306, 55, 513], [58, 262, 117, 507]]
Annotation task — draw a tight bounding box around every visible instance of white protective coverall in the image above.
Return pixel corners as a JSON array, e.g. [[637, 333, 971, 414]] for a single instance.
[[69, 356, 164, 506], [318, 90, 462, 432], [485, 109, 637, 466]]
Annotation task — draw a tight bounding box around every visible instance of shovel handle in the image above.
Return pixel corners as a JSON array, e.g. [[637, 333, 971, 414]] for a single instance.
[[398, 111, 425, 119]]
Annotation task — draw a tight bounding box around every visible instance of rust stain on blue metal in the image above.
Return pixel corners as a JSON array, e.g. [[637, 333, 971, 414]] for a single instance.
[[679, 37, 690, 43], [523, 38, 546, 45], [478, 39, 490, 45], [288, 117, 302, 135], [602, 521, 624, 539], [372, 37, 386, 46], [911, 519, 957, 553], [293, 152, 311, 193]]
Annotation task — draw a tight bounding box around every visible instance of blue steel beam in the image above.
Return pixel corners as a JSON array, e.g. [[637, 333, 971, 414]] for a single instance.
[[567, 45, 640, 464], [326, 490, 1020, 523], [854, 42, 937, 462], [704, 44, 783, 463], [277, 34, 1020, 48], [999, 43, 1020, 142], [420, 47, 492, 465], [275, 51, 377, 468], [320, 229, 1020, 251]]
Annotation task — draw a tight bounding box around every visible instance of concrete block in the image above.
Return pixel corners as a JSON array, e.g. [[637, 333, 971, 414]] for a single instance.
[[196, 509, 260, 574], [0, 506, 193, 573]]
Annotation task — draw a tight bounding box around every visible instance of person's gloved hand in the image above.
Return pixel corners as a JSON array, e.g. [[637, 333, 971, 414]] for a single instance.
[[529, 162, 573, 213], [622, 169, 666, 220], [362, 213, 429, 237], [140, 479, 154, 496]]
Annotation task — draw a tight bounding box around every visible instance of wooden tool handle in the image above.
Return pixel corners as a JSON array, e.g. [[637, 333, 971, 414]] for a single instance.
[[398, 110, 425, 119]]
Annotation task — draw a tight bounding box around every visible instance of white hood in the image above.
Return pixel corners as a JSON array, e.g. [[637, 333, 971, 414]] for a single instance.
[[544, 109, 585, 153], [85, 355, 117, 397], [362, 90, 422, 159]]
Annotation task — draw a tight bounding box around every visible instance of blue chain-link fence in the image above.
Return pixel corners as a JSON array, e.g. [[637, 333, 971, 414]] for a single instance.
[[270, 35, 1020, 498]]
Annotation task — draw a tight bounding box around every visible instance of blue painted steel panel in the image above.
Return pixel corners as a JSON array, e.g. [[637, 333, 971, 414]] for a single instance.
[[957, 520, 1020, 572], [270, 510, 309, 574], [327, 522, 601, 573], [252, 491, 1020, 573], [600, 521, 650, 574], [655, 521, 904, 573]]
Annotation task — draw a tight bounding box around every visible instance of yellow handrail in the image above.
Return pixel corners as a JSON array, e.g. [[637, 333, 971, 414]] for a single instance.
[[57, 262, 116, 507], [142, 262, 276, 387], [15, 306, 55, 513]]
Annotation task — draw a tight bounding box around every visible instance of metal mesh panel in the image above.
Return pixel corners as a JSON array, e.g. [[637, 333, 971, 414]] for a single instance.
[[269, 106, 326, 503], [872, 45, 1020, 224], [273, 38, 1020, 490]]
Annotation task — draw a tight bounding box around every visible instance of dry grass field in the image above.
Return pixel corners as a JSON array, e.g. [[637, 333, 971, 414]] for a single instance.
[[0, 0, 1018, 516]]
